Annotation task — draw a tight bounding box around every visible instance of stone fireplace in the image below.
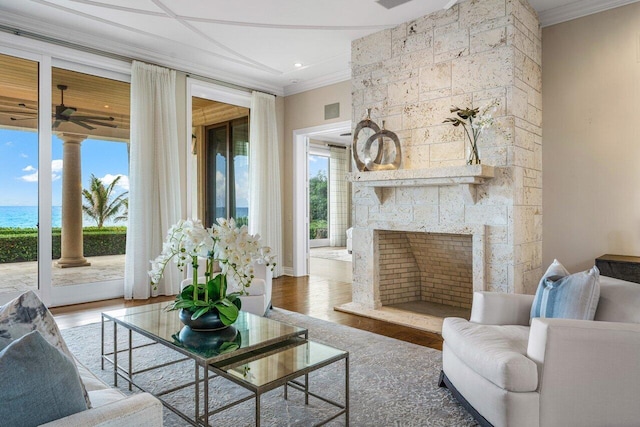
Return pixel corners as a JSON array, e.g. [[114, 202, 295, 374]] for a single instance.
[[336, 0, 543, 333]]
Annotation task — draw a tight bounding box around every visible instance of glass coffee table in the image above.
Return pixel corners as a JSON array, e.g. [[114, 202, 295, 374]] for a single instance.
[[101, 303, 349, 426]]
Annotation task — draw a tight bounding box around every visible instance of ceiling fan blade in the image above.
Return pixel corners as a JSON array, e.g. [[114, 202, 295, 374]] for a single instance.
[[52, 120, 61, 129], [78, 118, 118, 128], [10, 117, 37, 121], [71, 115, 114, 121], [69, 119, 95, 130], [61, 107, 76, 116]]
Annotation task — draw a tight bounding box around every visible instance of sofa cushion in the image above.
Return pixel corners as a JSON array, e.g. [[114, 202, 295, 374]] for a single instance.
[[0, 331, 88, 426], [442, 317, 538, 392], [531, 260, 600, 321], [595, 275, 640, 323], [0, 290, 91, 407]]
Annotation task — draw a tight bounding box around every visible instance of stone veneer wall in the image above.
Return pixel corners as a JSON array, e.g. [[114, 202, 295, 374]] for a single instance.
[[350, 0, 542, 311]]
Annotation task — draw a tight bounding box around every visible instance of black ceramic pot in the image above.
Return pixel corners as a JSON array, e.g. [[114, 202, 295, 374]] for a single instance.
[[179, 308, 227, 331], [177, 325, 239, 355]]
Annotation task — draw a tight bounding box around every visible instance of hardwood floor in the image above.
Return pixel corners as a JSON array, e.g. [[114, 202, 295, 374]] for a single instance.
[[51, 269, 444, 351]]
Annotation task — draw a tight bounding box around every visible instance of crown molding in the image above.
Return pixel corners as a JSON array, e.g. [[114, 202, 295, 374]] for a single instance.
[[539, 0, 640, 27], [283, 68, 351, 97], [0, 11, 284, 96]]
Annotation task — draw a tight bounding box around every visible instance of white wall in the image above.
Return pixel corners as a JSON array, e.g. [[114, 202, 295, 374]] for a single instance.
[[282, 81, 352, 272], [542, 2, 640, 272]]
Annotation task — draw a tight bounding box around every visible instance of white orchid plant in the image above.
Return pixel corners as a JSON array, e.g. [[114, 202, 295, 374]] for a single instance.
[[149, 218, 275, 325], [444, 100, 499, 165]]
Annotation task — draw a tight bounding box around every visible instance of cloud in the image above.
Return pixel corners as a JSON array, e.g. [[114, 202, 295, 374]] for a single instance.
[[100, 174, 129, 191], [20, 153, 28, 158], [20, 170, 38, 182], [51, 159, 63, 181], [216, 170, 226, 205], [19, 159, 63, 182], [5, 141, 13, 147]]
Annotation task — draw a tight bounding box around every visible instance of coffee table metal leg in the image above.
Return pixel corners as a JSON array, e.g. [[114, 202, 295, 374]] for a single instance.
[[113, 322, 118, 386], [100, 315, 105, 370], [255, 393, 260, 427], [128, 329, 133, 391], [195, 362, 200, 423], [204, 362, 210, 427], [305, 373, 309, 404], [345, 355, 350, 426]]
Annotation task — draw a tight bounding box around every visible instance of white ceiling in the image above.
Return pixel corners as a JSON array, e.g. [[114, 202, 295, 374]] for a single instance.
[[0, 0, 636, 96]]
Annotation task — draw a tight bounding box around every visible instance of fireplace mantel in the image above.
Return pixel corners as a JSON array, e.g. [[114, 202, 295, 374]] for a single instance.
[[347, 164, 495, 204]]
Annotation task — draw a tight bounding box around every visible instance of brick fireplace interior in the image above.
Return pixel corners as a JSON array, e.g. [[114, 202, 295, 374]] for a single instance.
[[378, 230, 473, 312]]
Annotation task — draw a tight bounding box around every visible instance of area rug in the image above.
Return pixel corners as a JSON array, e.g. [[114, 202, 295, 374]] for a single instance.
[[310, 248, 353, 263], [61, 308, 477, 426]]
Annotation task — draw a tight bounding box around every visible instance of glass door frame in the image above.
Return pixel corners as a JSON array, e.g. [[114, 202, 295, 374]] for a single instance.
[[0, 33, 130, 307]]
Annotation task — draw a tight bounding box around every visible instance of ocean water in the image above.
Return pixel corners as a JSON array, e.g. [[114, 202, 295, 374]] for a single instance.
[[0, 206, 118, 228], [0, 206, 248, 228]]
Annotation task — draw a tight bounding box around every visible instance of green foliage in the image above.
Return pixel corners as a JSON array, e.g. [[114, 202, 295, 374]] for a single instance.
[[167, 274, 242, 325], [0, 227, 126, 263], [309, 169, 328, 223], [82, 174, 129, 228], [309, 219, 328, 240], [234, 216, 248, 227]]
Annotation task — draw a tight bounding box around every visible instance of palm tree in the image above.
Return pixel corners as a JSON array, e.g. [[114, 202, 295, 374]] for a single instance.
[[82, 174, 129, 228]]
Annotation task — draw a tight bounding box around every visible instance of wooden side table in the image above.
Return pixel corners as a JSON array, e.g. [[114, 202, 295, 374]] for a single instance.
[[595, 254, 640, 284]]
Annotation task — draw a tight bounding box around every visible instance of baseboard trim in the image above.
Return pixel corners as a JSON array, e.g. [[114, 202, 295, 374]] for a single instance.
[[282, 267, 294, 276], [438, 371, 494, 427]]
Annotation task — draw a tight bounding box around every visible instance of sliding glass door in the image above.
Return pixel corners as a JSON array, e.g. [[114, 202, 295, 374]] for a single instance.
[[0, 45, 131, 306], [0, 53, 40, 304]]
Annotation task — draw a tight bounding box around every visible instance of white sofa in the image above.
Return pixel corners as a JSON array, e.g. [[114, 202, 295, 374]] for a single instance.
[[440, 275, 640, 427], [42, 360, 163, 426]]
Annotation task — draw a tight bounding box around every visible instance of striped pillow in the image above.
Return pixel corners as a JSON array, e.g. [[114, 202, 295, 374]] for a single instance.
[[530, 260, 601, 321]]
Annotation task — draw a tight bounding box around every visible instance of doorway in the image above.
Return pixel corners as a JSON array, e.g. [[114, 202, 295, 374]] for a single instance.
[[292, 120, 351, 276]]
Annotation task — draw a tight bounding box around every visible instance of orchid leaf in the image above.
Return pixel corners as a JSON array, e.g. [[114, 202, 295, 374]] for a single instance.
[[191, 306, 210, 320]]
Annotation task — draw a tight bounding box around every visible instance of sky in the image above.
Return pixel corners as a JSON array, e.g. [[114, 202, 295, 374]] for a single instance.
[[0, 128, 129, 206], [309, 153, 328, 179]]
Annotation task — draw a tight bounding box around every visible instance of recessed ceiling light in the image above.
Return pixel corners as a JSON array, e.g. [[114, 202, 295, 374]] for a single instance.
[[294, 63, 303, 68], [104, 105, 109, 108]]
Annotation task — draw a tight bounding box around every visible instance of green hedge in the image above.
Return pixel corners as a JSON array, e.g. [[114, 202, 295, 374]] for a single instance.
[[0, 227, 127, 263]]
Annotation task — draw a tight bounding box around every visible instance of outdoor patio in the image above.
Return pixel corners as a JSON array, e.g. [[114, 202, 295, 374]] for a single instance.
[[0, 254, 125, 294]]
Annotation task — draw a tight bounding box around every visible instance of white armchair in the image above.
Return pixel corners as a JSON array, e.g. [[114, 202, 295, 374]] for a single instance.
[[180, 262, 273, 317], [440, 275, 640, 427]]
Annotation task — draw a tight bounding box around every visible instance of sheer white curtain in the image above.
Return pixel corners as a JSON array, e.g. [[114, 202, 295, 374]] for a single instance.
[[124, 61, 182, 299], [248, 91, 283, 277], [329, 146, 349, 247]]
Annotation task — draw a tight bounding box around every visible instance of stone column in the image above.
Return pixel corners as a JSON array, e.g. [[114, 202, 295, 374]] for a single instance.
[[56, 133, 90, 268]]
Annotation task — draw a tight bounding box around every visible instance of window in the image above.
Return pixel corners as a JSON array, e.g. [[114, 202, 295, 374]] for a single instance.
[[204, 117, 249, 226]]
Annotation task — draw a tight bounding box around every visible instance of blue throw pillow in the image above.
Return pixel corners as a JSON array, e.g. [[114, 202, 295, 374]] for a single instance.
[[531, 259, 600, 320], [0, 290, 91, 407], [0, 331, 88, 426]]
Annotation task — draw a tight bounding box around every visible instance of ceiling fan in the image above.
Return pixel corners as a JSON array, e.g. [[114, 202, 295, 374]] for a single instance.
[[0, 85, 117, 131]]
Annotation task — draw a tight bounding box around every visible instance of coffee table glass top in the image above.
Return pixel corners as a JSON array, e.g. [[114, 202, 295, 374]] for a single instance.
[[102, 302, 307, 363], [214, 339, 348, 389]]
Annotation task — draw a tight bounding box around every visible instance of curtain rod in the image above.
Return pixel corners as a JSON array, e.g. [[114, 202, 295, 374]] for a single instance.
[[328, 144, 348, 149], [0, 24, 276, 97]]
